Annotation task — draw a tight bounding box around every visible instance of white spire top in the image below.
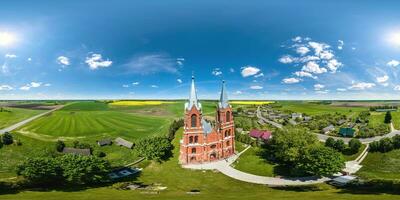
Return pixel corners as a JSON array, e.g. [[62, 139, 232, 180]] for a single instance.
[[218, 80, 230, 109], [186, 76, 201, 110]]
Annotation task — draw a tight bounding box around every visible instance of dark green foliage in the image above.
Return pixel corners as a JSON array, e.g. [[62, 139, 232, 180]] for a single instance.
[[369, 141, 380, 152], [348, 138, 362, 153], [296, 145, 345, 176], [2, 132, 13, 145], [55, 140, 65, 152], [135, 136, 173, 161], [96, 151, 106, 158], [384, 111, 392, 124], [392, 135, 400, 149], [325, 137, 336, 149], [0, 140, 2, 148], [358, 124, 390, 138], [379, 138, 394, 153], [334, 139, 346, 152], [357, 111, 371, 123], [369, 105, 397, 111], [168, 119, 184, 140], [235, 133, 258, 146], [17, 154, 111, 186]]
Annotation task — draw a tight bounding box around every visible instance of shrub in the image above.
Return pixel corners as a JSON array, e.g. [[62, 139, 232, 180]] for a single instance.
[[325, 137, 336, 149], [369, 141, 380, 152], [55, 140, 65, 152], [2, 132, 13, 145], [96, 151, 106, 158], [348, 138, 362, 153], [392, 135, 400, 149], [334, 139, 346, 152], [379, 138, 393, 153], [384, 111, 392, 124]]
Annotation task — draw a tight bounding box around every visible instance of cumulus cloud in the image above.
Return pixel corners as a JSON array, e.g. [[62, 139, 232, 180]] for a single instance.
[[296, 46, 310, 55], [124, 54, 180, 74], [212, 68, 222, 76], [241, 66, 262, 77], [57, 56, 70, 66], [85, 53, 112, 70], [254, 73, 264, 78], [122, 84, 130, 88], [348, 82, 376, 90], [0, 85, 13, 91], [282, 77, 301, 84], [132, 82, 140, 85], [338, 40, 344, 50], [326, 59, 342, 73], [19, 82, 42, 91], [315, 90, 329, 94], [314, 84, 325, 90], [5, 54, 16, 58], [176, 58, 185, 66], [150, 85, 158, 88], [293, 71, 317, 79], [302, 61, 327, 74], [177, 79, 182, 83], [278, 55, 294, 64], [387, 60, 400, 67], [376, 75, 389, 83], [250, 85, 263, 90], [292, 36, 302, 42], [394, 85, 400, 91]]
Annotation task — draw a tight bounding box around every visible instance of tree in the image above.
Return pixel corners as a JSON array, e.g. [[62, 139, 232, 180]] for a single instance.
[[17, 157, 62, 185], [369, 141, 380, 152], [135, 136, 173, 161], [268, 128, 318, 164], [296, 145, 345, 176], [334, 139, 346, 152], [384, 111, 392, 124], [55, 140, 65, 152], [325, 137, 336, 149], [392, 135, 400, 149], [379, 138, 393, 152], [348, 138, 362, 153], [2, 132, 13, 145]]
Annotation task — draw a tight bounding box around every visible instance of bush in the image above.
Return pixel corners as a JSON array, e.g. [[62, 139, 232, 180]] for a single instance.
[[55, 140, 65, 152], [334, 139, 346, 152], [348, 138, 362, 153], [135, 136, 173, 161], [16, 157, 62, 185], [2, 132, 13, 145], [168, 119, 184, 140], [379, 138, 393, 153], [392, 135, 400, 149], [325, 137, 336, 149], [384, 111, 392, 124], [96, 151, 106, 158], [369, 141, 380, 152]]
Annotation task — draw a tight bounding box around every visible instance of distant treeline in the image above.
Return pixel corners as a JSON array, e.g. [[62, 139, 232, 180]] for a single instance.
[[369, 105, 398, 111]]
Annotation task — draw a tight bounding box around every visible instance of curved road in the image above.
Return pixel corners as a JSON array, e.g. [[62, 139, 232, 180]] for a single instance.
[[0, 106, 63, 134]]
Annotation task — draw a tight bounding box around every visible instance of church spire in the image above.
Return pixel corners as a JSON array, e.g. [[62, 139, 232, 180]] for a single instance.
[[219, 80, 229, 109], [186, 76, 201, 110]]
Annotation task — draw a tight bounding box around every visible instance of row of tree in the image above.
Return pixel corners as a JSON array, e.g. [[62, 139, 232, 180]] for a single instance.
[[369, 135, 400, 153], [266, 128, 345, 176], [325, 137, 361, 154], [17, 154, 110, 186]]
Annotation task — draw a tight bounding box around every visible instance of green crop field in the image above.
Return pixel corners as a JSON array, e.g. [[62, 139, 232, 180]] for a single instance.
[[357, 149, 400, 180], [277, 101, 367, 116], [1, 129, 399, 200], [0, 107, 44, 129]]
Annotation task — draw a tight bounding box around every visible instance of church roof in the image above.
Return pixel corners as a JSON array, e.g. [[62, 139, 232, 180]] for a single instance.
[[218, 80, 230, 109], [201, 118, 213, 134], [185, 76, 202, 110]]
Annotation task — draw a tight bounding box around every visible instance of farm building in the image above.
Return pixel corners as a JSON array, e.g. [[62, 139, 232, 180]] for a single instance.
[[291, 113, 302, 119], [249, 129, 272, 141], [62, 147, 91, 156], [339, 127, 355, 137], [97, 139, 112, 146], [322, 124, 335, 134], [115, 137, 134, 149]]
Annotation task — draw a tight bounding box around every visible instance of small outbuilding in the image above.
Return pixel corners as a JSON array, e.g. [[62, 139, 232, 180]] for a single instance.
[[62, 147, 91, 156], [329, 175, 357, 187], [97, 139, 112, 146], [322, 124, 335, 134], [115, 137, 134, 149]]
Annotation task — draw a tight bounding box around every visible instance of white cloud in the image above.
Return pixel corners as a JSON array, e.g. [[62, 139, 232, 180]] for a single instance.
[[27, 57, 32, 61], [5, 54, 16, 58], [177, 79, 182, 83], [308, 41, 330, 56], [176, 58, 185, 66], [229, 68, 235, 73], [241, 66, 261, 77], [301, 61, 327, 74], [336, 88, 347, 92], [279, 55, 294, 64], [394, 85, 400, 91], [124, 54, 180, 74], [296, 46, 310, 55], [122, 84, 130, 88], [293, 71, 317, 79], [376, 75, 389, 83], [314, 84, 325, 90], [387, 60, 400, 67], [348, 82, 376, 90], [19, 82, 42, 91], [0, 85, 13, 91], [234, 90, 242, 95], [85, 53, 112, 70], [250, 85, 263, 90], [338, 40, 344, 50], [319, 50, 334, 60], [282, 77, 301, 84], [254, 73, 264, 78], [44, 83, 51, 87], [212, 68, 222, 76], [132, 82, 140, 85], [326, 59, 342, 73], [315, 90, 329, 94], [298, 55, 320, 63], [150, 85, 158, 88], [292, 36, 302, 42], [57, 56, 70, 66]]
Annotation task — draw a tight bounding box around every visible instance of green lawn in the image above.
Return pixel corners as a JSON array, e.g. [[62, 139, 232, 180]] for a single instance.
[[1, 129, 399, 200], [232, 147, 280, 177], [0, 107, 44, 129], [357, 149, 400, 180], [277, 101, 367, 116], [390, 111, 400, 130]]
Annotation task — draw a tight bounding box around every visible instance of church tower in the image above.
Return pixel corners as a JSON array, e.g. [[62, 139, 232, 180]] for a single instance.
[[216, 80, 235, 157]]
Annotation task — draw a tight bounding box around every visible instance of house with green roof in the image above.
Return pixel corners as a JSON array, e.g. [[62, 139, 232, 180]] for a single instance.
[[339, 127, 355, 137]]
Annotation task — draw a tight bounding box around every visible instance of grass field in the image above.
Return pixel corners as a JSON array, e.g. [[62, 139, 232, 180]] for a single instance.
[[0, 107, 44, 129], [357, 149, 400, 180], [232, 147, 281, 177], [1, 129, 399, 200], [277, 101, 367, 116]]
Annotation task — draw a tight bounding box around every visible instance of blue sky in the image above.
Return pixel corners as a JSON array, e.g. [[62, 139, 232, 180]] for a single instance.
[[1, 0, 400, 100]]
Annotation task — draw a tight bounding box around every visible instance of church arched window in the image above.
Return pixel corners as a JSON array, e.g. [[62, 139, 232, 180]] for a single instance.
[[191, 114, 197, 127], [191, 148, 196, 154], [194, 136, 198, 143], [226, 111, 231, 122], [189, 136, 193, 143]]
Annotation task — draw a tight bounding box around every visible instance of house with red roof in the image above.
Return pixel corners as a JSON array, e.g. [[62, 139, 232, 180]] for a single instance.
[[249, 129, 272, 141]]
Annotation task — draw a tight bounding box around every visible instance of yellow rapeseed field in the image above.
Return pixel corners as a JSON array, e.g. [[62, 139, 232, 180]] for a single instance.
[[110, 101, 177, 106], [230, 101, 274, 105]]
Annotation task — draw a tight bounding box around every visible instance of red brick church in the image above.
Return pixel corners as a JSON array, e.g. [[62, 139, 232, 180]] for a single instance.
[[179, 76, 235, 165]]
